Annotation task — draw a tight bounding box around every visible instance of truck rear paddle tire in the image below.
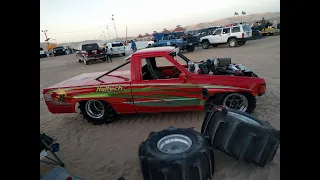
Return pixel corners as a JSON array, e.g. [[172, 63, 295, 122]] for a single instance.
[[139, 127, 214, 180], [201, 108, 280, 167], [79, 100, 118, 125]]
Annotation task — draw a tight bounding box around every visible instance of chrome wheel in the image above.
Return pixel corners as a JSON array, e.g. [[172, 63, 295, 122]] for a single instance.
[[85, 100, 105, 119], [157, 134, 192, 154], [222, 93, 248, 112], [229, 39, 236, 47]]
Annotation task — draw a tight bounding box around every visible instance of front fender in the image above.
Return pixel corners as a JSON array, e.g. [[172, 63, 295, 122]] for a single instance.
[[201, 86, 256, 100]]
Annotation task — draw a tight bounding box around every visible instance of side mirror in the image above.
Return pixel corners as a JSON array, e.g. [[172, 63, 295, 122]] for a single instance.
[[179, 73, 186, 81]]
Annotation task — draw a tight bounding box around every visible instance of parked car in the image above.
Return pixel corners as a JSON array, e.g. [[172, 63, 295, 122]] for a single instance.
[[152, 32, 199, 52], [199, 24, 252, 49], [40, 47, 47, 58], [196, 26, 223, 40], [106, 42, 126, 56], [76, 43, 106, 65], [52, 46, 66, 56], [43, 46, 266, 125]]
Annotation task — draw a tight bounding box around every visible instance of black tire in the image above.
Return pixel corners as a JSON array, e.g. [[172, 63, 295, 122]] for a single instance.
[[102, 57, 107, 62], [228, 38, 238, 47], [238, 41, 246, 45], [202, 40, 210, 49], [212, 44, 218, 47], [122, 53, 125, 56], [139, 127, 214, 180], [186, 45, 195, 52], [79, 100, 118, 125], [201, 108, 280, 167], [205, 92, 256, 114], [84, 60, 89, 65]]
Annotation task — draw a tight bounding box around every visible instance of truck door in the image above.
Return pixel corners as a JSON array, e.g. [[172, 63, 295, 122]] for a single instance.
[[221, 28, 231, 43], [210, 29, 223, 43], [131, 54, 203, 113]]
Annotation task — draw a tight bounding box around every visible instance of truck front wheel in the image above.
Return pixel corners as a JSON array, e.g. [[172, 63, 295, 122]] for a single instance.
[[202, 40, 210, 49]]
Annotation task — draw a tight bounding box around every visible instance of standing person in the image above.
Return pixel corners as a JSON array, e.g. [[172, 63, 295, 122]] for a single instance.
[[131, 40, 137, 52], [105, 46, 112, 63], [261, 17, 266, 32]]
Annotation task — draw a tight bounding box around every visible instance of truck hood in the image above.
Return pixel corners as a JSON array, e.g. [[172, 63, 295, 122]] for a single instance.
[[46, 70, 131, 90]]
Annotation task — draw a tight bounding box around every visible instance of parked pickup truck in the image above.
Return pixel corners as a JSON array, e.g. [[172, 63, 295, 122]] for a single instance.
[[43, 46, 266, 125], [152, 32, 199, 52], [76, 43, 106, 65]]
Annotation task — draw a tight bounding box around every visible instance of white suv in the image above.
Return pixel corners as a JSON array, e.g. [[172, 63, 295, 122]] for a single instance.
[[199, 24, 252, 49], [105, 42, 126, 56]]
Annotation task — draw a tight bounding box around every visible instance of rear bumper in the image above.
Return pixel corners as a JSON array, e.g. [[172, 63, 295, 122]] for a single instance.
[[237, 38, 247, 42], [86, 54, 106, 61], [111, 50, 125, 55], [47, 105, 75, 114]]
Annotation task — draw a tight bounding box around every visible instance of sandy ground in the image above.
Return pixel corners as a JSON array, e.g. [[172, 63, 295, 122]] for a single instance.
[[40, 36, 280, 180]]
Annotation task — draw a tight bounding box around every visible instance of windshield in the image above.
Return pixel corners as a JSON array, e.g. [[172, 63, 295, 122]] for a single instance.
[[53, 47, 64, 50], [242, 25, 251, 32], [82, 43, 99, 51], [112, 43, 124, 47]]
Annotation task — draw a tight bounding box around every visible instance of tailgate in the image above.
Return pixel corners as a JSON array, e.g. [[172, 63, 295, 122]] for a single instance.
[[87, 49, 104, 57], [46, 71, 107, 89], [244, 31, 252, 38]]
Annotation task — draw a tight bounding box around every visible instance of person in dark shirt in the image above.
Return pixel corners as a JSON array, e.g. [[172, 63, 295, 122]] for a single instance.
[[131, 40, 137, 52]]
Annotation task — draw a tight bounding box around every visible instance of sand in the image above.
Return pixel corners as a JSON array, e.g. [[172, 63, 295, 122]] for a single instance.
[[40, 36, 280, 180]]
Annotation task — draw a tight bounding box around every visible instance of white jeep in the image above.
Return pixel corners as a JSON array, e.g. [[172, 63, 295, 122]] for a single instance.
[[199, 24, 252, 49]]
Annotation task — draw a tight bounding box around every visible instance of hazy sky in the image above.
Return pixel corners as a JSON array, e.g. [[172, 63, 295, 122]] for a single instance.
[[40, 0, 280, 43]]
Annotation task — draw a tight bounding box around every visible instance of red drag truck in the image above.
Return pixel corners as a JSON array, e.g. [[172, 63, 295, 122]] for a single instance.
[[43, 47, 266, 125]]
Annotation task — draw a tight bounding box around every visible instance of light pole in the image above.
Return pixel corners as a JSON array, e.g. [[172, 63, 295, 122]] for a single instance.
[[106, 25, 111, 41], [41, 30, 49, 46], [111, 14, 119, 39], [102, 31, 107, 41]]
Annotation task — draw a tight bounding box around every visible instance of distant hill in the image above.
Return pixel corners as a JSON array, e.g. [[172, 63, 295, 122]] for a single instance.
[[184, 12, 280, 30], [40, 12, 280, 49]]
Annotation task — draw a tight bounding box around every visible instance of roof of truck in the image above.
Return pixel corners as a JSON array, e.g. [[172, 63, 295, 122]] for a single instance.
[[133, 46, 175, 55]]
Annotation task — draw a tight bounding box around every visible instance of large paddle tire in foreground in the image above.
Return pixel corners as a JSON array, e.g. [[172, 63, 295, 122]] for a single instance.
[[201, 108, 280, 167], [139, 127, 214, 180]]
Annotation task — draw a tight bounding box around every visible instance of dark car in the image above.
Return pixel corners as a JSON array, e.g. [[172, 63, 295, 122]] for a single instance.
[[76, 43, 106, 65], [196, 26, 223, 40], [152, 32, 199, 52], [53, 46, 66, 56]]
